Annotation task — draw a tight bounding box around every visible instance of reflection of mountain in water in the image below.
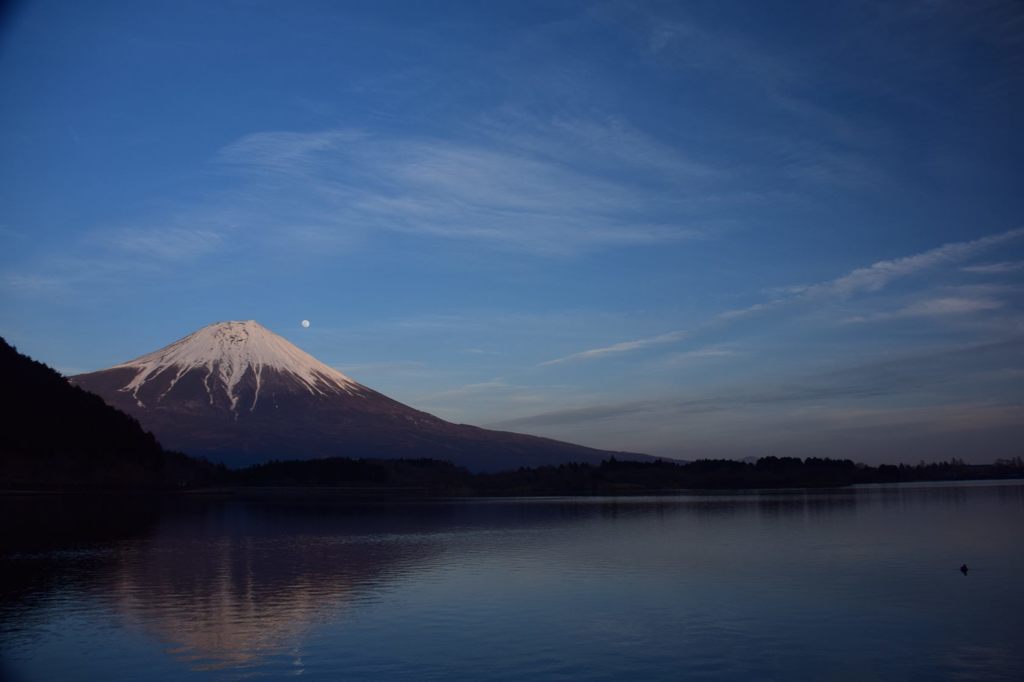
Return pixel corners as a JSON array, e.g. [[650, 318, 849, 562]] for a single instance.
[[4, 487, 1023, 681], [1, 492, 866, 673], [1, 497, 455, 670], [121, 494, 865, 671], [109, 500, 462, 670]]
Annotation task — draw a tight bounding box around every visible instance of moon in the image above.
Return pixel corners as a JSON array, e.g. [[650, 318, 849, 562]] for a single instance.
[[300, 320, 310, 328]]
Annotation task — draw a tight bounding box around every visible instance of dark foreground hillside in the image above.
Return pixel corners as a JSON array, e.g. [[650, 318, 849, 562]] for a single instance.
[[0, 337, 221, 489]]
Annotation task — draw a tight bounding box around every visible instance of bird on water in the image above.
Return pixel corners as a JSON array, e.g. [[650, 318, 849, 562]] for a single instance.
[[960, 564, 969, 575]]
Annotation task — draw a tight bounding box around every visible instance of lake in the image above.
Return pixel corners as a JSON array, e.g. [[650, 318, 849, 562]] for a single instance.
[[2, 481, 1023, 681]]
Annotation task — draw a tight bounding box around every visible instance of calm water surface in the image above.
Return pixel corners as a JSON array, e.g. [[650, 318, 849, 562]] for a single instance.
[[1, 481, 1023, 681]]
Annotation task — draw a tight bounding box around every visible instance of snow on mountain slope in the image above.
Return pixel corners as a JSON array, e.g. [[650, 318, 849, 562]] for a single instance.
[[71, 320, 654, 471], [113, 320, 362, 411]]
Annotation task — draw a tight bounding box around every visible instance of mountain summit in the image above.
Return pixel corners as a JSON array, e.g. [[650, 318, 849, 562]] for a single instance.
[[73, 321, 650, 471], [109, 320, 363, 413]]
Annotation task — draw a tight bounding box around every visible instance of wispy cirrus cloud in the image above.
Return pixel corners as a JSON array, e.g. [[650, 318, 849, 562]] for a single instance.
[[502, 338, 1024, 431], [540, 329, 691, 366], [620, 4, 896, 194], [463, 348, 503, 356], [215, 118, 720, 254], [104, 226, 227, 261], [1, 223, 236, 298], [718, 227, 1024, 320], [416, 379, 512, 402], [7, 114, 723, 297], [664, 346, 739, 365], [543, 227, 1024, 364], [962, 260, 1024, 274], [0, 249, 183, 299], [788, 228, 1024, 299], [411, 377, 580, 423], [1, 273, 69, 296], [477, 113, 721, 183], [489, 400, 660, 430], [846, 296, 1005, 323]]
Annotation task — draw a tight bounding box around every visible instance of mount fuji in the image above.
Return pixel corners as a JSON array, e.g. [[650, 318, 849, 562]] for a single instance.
[[71, 321, 650, 471]]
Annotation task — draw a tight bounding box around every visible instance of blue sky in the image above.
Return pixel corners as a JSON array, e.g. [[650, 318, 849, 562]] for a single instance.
[[2, 0, 1022, 462]]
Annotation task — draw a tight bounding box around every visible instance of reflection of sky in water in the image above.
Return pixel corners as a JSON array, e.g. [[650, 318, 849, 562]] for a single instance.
[[1, 482, 1023, 681]]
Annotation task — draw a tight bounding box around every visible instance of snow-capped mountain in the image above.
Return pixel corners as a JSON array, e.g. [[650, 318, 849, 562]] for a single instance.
[[107, 320, 363, 413], [72, 320, 649, 471]]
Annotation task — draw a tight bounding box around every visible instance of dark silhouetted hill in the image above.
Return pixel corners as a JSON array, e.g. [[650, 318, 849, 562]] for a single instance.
[[0, 337, 222, 489]]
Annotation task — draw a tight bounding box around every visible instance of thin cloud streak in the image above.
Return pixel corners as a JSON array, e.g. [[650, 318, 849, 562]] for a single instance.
[[664, 346, 739, 365], [791, 228, 1024, 299], [543, 227, 1024, 364], [540, 329, 690, 366], [846, 296, 1005, 323], [505, 338, 1024, 430], [962, 260, 1024, 274]]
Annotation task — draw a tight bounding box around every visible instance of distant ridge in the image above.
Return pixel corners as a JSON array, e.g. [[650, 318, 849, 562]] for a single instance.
[[72, 321, 654, 471]]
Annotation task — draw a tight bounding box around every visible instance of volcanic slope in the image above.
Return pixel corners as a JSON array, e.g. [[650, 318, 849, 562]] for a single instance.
[[72, 321, 651, 471]]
